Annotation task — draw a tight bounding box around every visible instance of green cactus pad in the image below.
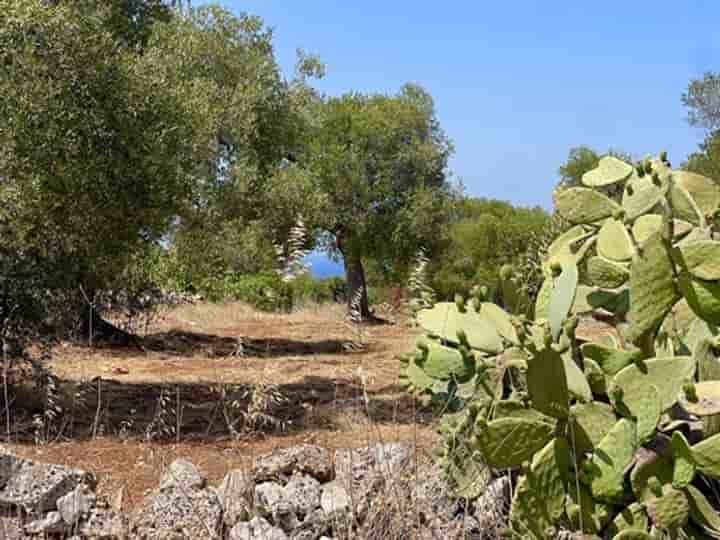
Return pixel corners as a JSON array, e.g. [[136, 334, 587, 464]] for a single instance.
[[634, 384, 661, 442], [586, 256, 631, 289], [610, 356, 696, 417], [569, 401, 617, 455], [534, 276, 553, 320], [491, 400, 553, 423], [444, 441, 491, 499], [690, 433, 720, 479], [622, 174, 669, 221], [685, 484, 720, 537], [646, 484, 690, 531], [670, 183, 705, 226], [674, 170, 720, 219], [563, 353, 593, 403], [555, 187, 622, 225], [696, 338, 720, 382], [547, 225, 594, 265], [631, 449, 674, 502], [399, 356, 435, 393], [597, 219, 634, 262], [587, 288, 631, 316], [607, 503, 650, 537], [671, 431, 696, 488], [419, 341, 475, 381], [611, 532, 651, 540], [627, 232, 680, 342], [582, 156, 635, 187], [632, 214, 693, 245], [478, 302, 519, 345], [416, 302, 504, 353], [509, 475, 549, 539], [678, 273, 720, 326], [527, 347, 570, 418], [474, 417, 555, 469], [530, 437, 572, 521], [676, 226, 713, 248], [586, 417, 638, 503], [684, 319, 719, 358], [674, 240, 720, 281], [548, 261, 579, 340], [581, 343, 644, 377]]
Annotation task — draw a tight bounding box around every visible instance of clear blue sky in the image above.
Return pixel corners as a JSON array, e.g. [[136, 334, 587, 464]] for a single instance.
[[209, 1, 718, 211]]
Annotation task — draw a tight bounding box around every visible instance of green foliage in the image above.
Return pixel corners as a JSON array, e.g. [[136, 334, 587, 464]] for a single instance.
[[401, 152, 720, 537], [429, 197, 550, 303]]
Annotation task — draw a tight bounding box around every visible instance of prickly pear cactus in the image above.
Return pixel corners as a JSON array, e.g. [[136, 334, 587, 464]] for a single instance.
[[400, 152, 720, 538]]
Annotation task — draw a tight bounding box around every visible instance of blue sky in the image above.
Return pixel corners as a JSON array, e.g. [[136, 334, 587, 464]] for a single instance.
[[213, 1, 718, 211]]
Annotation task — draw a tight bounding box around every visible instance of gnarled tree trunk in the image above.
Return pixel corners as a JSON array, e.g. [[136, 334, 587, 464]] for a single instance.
[[337, 232, 372, 320]]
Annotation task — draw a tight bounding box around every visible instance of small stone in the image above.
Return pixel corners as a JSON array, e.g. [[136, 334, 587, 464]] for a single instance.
[[253, 445, 333, 483], [24, 511, 67, 535], [57, 483, 96, 525], [159, 459, 205, 491], [284, 474, 321, 517]]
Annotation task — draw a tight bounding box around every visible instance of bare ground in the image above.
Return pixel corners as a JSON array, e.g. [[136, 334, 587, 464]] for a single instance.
[[4, 302, 439, 512]]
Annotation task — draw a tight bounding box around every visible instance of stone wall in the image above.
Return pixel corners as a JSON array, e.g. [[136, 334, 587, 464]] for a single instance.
[[0, 443, 511, 539]]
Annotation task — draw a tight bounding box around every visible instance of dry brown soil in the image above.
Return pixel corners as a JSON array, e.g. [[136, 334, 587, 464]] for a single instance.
[[5, 302, 438, 511]]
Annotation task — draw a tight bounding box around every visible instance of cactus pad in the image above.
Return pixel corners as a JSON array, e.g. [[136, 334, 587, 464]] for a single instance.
[[671, 431, 696, 488], [418, 341, 475, 381], [582, 156, 634, 187], [570, 401, 617, 455], [626, 232, 680, 342], [597, 219, 634, 262], [622, 175, 669, 221], [555, 187, 621, 224], [478, 302, 519, 345], [678, 273, 720, 326], [696, 338, 720, 382], [399, 355, 435, 393], [690, 433, 720, 479], [548, 261, 579, 340], [632, 214, 692, 245], [673, 170, 720, 219], [646, 484, 690, 531], [611, 532, 651, 540], [586, 256, 631, 289], [674, 240, 720, 281], [581, 343, 643, 377], [586, 417, 638, 503], [671, 183, 705, 226], [610, 356, 696, 417], [634, 384, 661, 443], [416, 302, 504, 353], [527, 347, 570, 418], [474, 417, 555, 469], [563, 353, 593, 403]]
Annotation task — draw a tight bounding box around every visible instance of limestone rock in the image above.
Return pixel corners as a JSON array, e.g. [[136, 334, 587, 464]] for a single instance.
[[229, 516, 288, 540], [0, 459, 95, 514], [253, 445, 333, 483], [57, 483, 96, 526], [284, 474, 321, 518], [24, 511, 67, 535], [158, 459, 205, 492]]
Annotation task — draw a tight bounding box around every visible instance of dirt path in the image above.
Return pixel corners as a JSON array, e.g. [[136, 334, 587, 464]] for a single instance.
[[5, 303, 439, 511]]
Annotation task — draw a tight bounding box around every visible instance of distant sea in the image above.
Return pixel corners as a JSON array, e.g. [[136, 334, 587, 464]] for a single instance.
[[304, 251, 344, 278]]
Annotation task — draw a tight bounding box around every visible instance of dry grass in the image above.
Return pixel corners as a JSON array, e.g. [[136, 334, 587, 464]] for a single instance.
[[5, 301, 439, 513]]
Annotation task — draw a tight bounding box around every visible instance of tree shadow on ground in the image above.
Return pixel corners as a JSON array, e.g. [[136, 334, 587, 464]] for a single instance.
[[6, 373, 433, 444], [140, 329, 364, 358]]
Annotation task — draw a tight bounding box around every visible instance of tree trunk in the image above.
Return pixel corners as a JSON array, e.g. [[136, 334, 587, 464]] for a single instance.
[[78, 303, 140, 349], [344, 253, 372, 320], [336, 233, 372, 320]]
